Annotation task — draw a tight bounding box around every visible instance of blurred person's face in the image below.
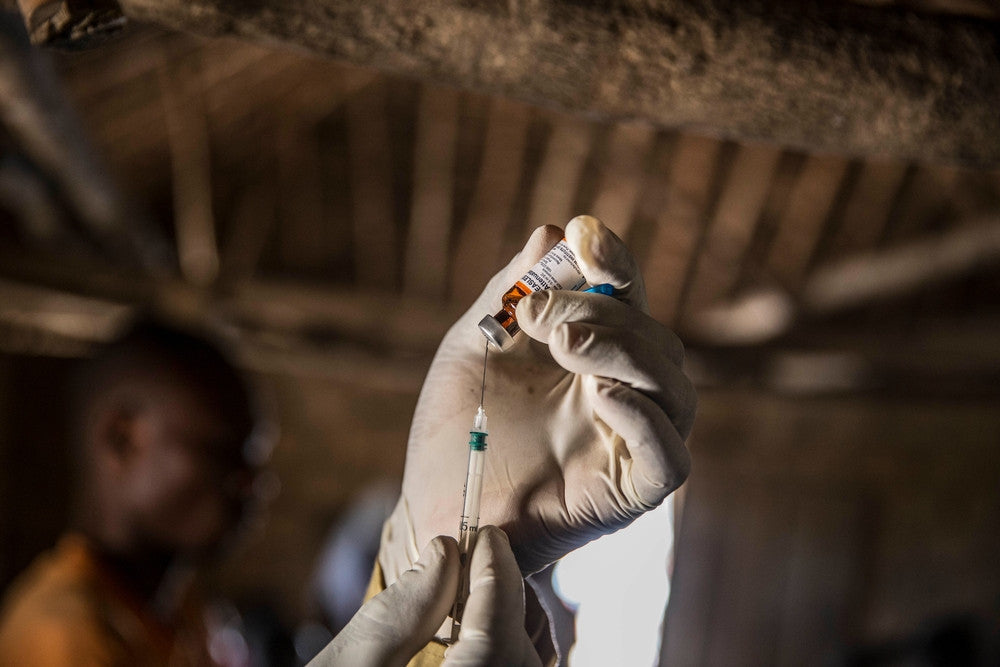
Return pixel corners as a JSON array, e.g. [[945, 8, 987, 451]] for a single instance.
[[112, 380, 260, 560]]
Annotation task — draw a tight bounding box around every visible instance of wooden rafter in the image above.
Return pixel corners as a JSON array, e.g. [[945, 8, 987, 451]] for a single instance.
[[766, 154, 852, 287], [157, 42, 218, 287], [588, 121, 657, 240], [449, 96, 531, 305], [0, 11, 168, 269], [345, 77, 399, 291], [523, 109, 594, 237], [645, 134, 723, 324], [681, 142, 782, 320], [404, 85, 459, 298], [827, 158, 909, 259]]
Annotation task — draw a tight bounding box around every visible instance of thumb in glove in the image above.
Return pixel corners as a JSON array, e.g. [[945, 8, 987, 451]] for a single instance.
[[444, 526, 542, 667], [309, 536, 459, 667]]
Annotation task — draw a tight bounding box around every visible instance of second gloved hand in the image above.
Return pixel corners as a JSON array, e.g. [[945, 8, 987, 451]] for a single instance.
[[310, 528, 540, 667], [381, 215, 696, 580], [444, 526, 541, 667], [309, 537, 458, 667]]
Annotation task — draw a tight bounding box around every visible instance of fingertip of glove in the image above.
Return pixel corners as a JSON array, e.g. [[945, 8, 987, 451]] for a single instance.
[[518, 290, 551, 325], [567, 214, 604, 234], [532, 223, 565, 240], [477, 525, 510, 548], [521, 225, 564, 263], [420, 535, 459, 567], [566, 215, 604, 266]]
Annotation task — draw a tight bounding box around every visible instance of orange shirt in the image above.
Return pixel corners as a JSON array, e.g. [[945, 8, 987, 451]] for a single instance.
[[0, 534, 215, 667]]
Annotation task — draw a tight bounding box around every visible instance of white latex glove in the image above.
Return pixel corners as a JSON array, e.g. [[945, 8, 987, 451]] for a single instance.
[[444, 526, 542, 667], [309, 536, 458, 667], [381, 215, 695, 580], [310, 528, 541, 667]]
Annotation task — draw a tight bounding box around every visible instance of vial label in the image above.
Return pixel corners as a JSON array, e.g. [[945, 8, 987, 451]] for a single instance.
[[481, 237, 589, 350], [516, 239, 586, 295]]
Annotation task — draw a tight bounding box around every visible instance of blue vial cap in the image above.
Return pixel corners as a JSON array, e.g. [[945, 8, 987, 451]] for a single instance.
[[583, 283, 615, 296]]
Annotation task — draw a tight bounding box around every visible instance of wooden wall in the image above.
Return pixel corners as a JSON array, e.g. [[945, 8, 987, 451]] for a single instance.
[[662, 389, 1000, 666]]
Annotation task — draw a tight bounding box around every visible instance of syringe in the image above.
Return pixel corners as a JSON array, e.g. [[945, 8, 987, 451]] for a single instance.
[[449, 343, 489, 642]]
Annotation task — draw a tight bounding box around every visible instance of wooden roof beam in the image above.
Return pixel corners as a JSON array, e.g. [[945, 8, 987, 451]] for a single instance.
[[116, 0, 1000, 166], [0, 11, 170, 271]]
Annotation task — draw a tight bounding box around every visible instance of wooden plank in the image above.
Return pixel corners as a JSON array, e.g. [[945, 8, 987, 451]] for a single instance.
[[119, 0, 1000, 166], [449, 97, 531, 304], [53, 28, 200, 107], [0, 159, 68, 245], [404, 85, 459, 298], [866, 423, 1000, 640], [345, 78, 399, 291], [73, 38, 277, 144], [626, 131, 678, 270], [660, 474, 729, 667], [316, 106, 356, 284], [449, 92, 491, 250], [157, 47, 218, 287], [275, 120, 328, 274], [224, 280, 461, 354], [644, 134, 722, 325], [681, 141, 783, 317], [199, 49, 318, 120], [703, 478, 796, 666], [234, 333, 432, 393], [775, 491, 864, 666], [79, 49, 321, 183], [386, 78, 419, 278], [826, 157, 909, 260], [673, 140, 739, 322], [523, 110, 594, 233], [766, 154, 851, 287], [732, 151, 807, 293], [878, 164, 960, 245], [218, 142, 278, 284], [499, 112, 550, 261], [0, 278, 133, 341], [946, 167, 1000, 228], [587, 121, 658, 239]]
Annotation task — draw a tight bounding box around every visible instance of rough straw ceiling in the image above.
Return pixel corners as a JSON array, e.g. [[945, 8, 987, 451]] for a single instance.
[[0, 1, 999, 396]]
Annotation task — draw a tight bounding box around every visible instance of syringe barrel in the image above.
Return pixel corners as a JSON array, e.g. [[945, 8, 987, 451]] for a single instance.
[[459, 446, 486, 539], [451, 433, 487, 642]]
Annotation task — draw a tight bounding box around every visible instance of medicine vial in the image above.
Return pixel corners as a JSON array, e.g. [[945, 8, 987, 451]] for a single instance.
[[478, 238, 587, 351]]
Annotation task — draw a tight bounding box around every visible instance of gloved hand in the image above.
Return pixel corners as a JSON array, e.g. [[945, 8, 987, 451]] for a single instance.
[[309, 537, 458, 667], [380, 215, 695, 580], [444, 526, 542, 667], [309, 528, 541, 667]]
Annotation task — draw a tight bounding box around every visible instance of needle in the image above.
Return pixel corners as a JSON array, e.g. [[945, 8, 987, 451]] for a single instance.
[[479, 340, 488, 408]]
